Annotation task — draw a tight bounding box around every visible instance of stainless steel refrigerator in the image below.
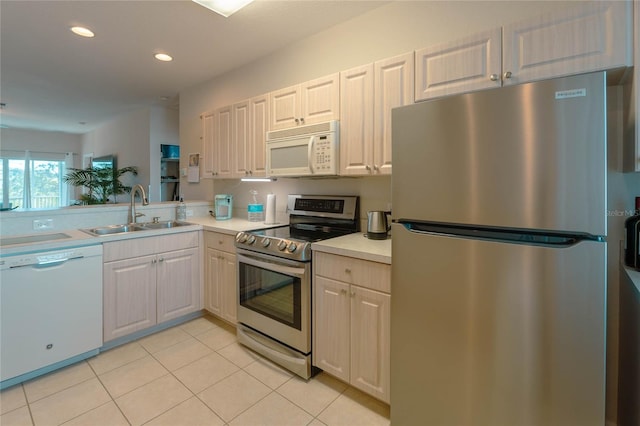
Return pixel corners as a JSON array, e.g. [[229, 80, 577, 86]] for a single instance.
[[391, 72, 607, 426]]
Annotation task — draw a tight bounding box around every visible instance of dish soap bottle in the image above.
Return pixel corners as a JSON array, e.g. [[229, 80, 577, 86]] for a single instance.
[[176, 197, 187, 221], [247, 190, 264, 222]]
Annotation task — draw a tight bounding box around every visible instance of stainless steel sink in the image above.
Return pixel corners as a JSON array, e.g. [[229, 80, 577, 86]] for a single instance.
[[136, 220, 188, 230], [81, 221, 191, 236], [82, 224, 144, 236]]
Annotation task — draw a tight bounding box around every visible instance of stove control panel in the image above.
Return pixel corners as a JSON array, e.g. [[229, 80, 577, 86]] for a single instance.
[[235, 231, 312, 261]]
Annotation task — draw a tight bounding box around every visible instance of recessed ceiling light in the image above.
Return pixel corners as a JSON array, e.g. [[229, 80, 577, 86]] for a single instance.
[[154, 53, 173, 62], [70, 26, 95, 38], [192, 0, 254, 17]]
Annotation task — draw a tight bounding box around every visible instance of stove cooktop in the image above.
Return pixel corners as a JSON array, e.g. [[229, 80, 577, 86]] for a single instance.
[[235, 195, 359, 261]]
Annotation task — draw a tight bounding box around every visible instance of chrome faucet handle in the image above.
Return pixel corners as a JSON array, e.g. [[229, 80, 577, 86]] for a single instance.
[[135, 212, 145, 218], [152, 216, 160, 223]]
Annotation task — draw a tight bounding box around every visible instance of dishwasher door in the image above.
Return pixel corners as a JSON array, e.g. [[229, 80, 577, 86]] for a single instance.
[[1, 245, 103, 384]]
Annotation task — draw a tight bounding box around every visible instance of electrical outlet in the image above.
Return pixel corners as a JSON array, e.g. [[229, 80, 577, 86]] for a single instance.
[[33, 219, 53, 231]]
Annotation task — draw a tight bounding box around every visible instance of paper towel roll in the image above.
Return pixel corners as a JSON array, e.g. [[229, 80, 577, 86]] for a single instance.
[[265, 193, 276, 224]]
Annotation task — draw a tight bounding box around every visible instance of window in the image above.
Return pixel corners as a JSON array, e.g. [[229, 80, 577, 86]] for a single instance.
[[0, 156, 67, 209]]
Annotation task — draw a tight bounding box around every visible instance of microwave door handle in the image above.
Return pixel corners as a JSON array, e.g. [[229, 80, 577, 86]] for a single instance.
[[308, 135, 316, 174]]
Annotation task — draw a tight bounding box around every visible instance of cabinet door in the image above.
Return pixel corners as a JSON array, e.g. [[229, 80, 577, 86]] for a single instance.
[[250, 94, 269, 177], [157, 248, 200, 323], [340, 64, 374, 176], [415, 27, 502, 101], [503, 1, 631, 86], [232, 100, 251, 178], [204, 247, 222, 316], [301, 73, 340, 125], [374, 52, 414, 175], [215, 105, 233, 178], [350, 286, 391, 404], [271, 85, 301, 130], [201, 112, 215, 178], [103, 255, 157, 342], [313, 276, 350, 382], [220, 251, 237, 324]]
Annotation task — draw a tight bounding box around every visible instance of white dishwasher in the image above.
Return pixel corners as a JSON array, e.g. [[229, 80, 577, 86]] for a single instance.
[[0, 244, 103, 388]]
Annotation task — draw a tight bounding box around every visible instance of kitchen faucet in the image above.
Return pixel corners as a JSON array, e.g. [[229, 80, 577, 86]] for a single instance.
[[129, 184, 149, 223]]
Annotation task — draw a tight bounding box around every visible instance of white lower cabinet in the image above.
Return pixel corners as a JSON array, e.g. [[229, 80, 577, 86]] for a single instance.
[[204, 231, 237, 324], [103, 232, 200, 342], [313, 252, 391, 403]]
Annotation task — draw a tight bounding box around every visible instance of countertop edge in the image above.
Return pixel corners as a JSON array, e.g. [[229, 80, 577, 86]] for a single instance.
[[623, 265, 640, 294]]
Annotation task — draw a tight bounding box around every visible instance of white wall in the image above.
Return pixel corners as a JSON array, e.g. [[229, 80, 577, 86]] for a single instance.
[[80, 106, 179, 202], [81, 108, 150, 199], [150, 106, 179, 202], [0, 128, 82, 164]]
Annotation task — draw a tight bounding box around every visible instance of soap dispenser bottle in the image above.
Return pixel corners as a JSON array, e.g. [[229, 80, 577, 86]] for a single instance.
[[177, 197, 187, 221]]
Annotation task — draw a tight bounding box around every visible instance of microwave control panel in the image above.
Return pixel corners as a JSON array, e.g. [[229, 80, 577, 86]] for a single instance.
[[312, 135, 336, 174]]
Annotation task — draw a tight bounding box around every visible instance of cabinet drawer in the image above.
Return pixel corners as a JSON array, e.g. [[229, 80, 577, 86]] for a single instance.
[[204, 231, 236, 253], [314, 252, 391, 293], [104, 232, 199, 262]]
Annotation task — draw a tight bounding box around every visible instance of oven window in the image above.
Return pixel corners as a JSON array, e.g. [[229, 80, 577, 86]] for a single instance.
[[239, 261, 302, 330]]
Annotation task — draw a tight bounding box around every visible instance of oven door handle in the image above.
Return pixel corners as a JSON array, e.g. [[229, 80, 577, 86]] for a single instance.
[[237, 253, 307, 278]]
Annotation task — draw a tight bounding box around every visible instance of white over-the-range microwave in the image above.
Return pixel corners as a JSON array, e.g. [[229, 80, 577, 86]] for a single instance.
[[266, 120, 338, 177]]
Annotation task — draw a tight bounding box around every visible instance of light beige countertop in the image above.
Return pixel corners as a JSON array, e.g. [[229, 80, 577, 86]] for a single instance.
[[186, 216, 284, 235], [623, 265, 640, 294], [311, 232, 392, 264]]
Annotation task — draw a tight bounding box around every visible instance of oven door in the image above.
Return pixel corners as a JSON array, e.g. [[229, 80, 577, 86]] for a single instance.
[[236, 249, 311, 354]]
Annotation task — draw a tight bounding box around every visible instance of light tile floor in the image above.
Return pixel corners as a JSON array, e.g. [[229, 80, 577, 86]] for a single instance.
[[0, 315, 390, 426]]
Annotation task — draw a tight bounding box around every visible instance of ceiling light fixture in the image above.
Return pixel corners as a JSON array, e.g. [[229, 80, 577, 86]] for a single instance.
[[192, 0, 254, 17], [154, 53, 173, 62], [70, 26, 95, 38]]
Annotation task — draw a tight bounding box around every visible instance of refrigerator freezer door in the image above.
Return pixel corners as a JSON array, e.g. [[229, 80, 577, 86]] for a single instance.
[[392, 72, 607, 236], [390, 223, 606, 426]]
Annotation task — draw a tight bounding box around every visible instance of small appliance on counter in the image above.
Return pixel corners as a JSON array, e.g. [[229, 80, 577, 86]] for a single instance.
[[366, 211, 391, 240], [214, 194, 233, 220]]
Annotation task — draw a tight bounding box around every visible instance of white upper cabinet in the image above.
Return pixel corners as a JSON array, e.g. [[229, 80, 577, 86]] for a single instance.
[[232, 100, 251, 178], [271, 73, 339, 130], [340, 53, 413, 176], [232, 94, 270, 178], [503, 0, 631, 87], [415, 1, 632, 101], [201, 106, 233, 179], [340, 64, 374, 176], [373, 53, 414, 175], [415, 28, 502, 100], [249, 94, 269, 177]]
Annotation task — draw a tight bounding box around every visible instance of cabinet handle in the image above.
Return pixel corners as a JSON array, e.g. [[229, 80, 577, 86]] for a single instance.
[[373, 165, 379, 171], [295, 118, 300, 124], [490, 73, 499, 81], [218, 240, 224, 244], [340, 289, 347, 295], [345, 268, 351, 273], [152, 259, 157, 264], [245, 170, 249, 175], [350, 291, 356, 298], [300, 117, 305, 123], [159, 258, 164, 262], [503, 71, 512, 79], [365, 165, 371, 171]]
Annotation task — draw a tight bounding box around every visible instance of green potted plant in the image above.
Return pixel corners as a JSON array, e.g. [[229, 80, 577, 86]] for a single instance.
[[63, 166, 138, 205]]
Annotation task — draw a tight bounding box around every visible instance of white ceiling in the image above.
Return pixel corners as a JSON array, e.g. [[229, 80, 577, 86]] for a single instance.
[[0, 0, 387, 134]]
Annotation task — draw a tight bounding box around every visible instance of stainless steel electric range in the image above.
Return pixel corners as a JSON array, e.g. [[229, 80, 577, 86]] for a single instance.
[[235, 194, 359, 379]]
